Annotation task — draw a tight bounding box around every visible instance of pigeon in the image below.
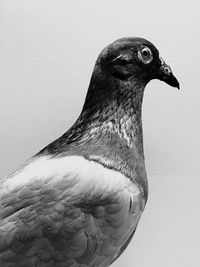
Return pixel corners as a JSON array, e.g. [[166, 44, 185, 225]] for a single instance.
[[0, 37, 179, 267]]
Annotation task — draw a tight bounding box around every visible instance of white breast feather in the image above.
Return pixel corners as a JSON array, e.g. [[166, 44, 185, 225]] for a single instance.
[[1, 156, 141, 200]]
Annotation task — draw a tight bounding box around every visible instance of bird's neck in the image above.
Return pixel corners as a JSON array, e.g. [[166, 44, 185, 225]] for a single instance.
[[37, 77, 146, 162], [78, 79, 145, 158]]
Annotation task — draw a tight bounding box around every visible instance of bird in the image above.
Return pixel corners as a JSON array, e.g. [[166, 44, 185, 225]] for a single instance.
[[0, 37, 179, 267]]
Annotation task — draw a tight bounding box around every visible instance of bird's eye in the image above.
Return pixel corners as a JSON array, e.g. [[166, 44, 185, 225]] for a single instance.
[[138, 47, 153, 64], [142, 48, 151, 58]]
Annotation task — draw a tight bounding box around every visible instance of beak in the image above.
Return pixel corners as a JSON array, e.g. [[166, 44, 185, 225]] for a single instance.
[[156, 58, 180, 89]]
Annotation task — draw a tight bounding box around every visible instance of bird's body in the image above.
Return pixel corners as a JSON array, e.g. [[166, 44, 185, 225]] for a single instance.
[[0, 37, 179, 266], [0, 156, 145, 267]]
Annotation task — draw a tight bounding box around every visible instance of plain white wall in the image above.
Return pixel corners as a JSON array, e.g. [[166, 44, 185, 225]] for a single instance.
[[0, 1, 199, 266]]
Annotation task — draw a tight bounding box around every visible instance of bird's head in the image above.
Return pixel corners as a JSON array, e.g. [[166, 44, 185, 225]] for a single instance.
[[97, 37, 179, 89], [82, 37, 179, 114]]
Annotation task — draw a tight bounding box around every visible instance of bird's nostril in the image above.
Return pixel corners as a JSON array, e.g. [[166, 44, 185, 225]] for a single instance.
[[161, 64, 172, 75], [164, 67, 170, 74]]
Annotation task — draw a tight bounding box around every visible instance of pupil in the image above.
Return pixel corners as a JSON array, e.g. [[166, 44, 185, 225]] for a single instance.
[[143, 49, 149, 57]]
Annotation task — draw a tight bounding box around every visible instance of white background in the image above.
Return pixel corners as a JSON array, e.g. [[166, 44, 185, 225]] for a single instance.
[[0, 1, 199, 266]]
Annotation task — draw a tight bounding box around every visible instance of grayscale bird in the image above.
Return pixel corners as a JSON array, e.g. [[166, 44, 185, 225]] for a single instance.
[[0, 37, 179, 267]]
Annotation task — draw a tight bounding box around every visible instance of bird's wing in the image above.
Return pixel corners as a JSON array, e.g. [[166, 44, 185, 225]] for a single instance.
[[0, 155, 144, 267]]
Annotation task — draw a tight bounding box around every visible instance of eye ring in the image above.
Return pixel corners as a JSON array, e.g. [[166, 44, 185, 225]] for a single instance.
[[138, 47, 153, 64]]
